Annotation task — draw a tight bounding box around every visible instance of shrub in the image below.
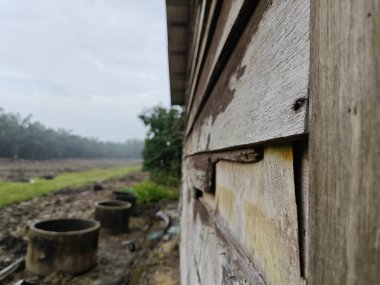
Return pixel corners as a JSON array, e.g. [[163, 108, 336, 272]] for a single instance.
[[122, 180, 178, 204], [138, 106, 183, 186]]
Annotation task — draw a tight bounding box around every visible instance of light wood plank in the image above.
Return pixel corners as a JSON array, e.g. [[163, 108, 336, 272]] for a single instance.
[[180, 146, 304, 285], [185, 0, 309, 155], [214, 146, 304, 285], [180, 152, 268, 285], [309, 0, 380, 284]]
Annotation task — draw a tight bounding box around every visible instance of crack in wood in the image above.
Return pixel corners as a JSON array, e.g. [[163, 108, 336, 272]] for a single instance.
[[186, 147, 263, 193]]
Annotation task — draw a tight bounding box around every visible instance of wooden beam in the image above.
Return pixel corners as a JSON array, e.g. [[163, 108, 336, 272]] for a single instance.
[[309, 0, 380, 284]]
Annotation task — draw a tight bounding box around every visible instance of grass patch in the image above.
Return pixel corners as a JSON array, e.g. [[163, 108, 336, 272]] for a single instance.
[[0, 165, 141, 206], [149, 170, 180, 187], [122, 180, 178, 204]]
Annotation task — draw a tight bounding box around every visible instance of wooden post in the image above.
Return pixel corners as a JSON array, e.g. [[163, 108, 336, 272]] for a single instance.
[[309, 1, 380, 284]]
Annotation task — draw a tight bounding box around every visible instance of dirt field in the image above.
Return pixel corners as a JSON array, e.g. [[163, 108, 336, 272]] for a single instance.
[[0, 159, 141, 182], [0, 172, 180, 285]]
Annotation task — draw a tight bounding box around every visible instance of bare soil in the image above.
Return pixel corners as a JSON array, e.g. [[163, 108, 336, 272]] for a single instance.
[[0, 159, 141, 182], [0, 172, 180, 285]]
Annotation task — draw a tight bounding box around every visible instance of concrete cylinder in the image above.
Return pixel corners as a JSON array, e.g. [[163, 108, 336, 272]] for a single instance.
[[26, 218, 100, 276], [112, 191, 138, 216], [95, 200, 131, 234]]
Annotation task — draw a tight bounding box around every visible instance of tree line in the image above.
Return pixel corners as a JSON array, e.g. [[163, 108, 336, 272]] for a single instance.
[[0, 108, 143, 160]]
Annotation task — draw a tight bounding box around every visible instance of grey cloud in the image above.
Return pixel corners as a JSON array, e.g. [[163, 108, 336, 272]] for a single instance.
[[0, 0, 170, 141]]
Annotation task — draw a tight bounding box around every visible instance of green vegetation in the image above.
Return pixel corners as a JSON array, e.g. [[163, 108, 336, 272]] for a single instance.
[[0, 108, 143, 160], [122, 180, 179, 204], [0, 165, 140, 205], [139, 106, 183, 186]]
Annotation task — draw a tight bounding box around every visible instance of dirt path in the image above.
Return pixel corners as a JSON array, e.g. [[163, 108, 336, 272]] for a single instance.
[[0, 172, 179, 285]]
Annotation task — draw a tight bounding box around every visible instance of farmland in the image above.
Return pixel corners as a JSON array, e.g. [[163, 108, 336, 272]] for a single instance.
[[0, 159, 141, 205], [0, 159, 180, 284]]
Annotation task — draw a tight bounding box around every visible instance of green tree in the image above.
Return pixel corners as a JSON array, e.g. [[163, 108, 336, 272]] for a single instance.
[[139, 106, 183, 185]]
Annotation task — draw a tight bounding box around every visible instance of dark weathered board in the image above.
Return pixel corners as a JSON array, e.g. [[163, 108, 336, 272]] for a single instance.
[[309, 0, 380, 284], [185, 0, 310, 156], [293, 141, 309, 279]]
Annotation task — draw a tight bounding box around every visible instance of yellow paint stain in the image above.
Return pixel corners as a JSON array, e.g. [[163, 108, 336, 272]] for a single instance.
[[216, 186, 236, 222], [266, 146, 293, 162], [244, 202, 300, 285]]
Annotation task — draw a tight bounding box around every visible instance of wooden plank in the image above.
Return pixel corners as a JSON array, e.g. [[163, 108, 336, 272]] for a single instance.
[[309, 0, 380, 284], [180, 157, 267, 285], [187, 0, 248, 118], [185, 0, 206, 101], [186, 0, 254, 125], [186, 0, 218, 106], [214, 146, 304, 285], [185, 0, 310, 155], [180, 146, 304, 284]]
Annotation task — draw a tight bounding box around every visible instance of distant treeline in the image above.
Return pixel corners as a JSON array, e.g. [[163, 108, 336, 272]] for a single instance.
[[0, 108, 143, 160]]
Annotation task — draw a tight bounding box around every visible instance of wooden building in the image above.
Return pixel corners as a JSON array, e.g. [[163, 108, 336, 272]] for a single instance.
[[165, 0, 379, 284]]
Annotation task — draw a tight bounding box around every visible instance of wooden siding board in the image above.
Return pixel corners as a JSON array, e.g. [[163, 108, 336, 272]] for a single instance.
[[214, 146, 304, 285], [185, 0, 310, 155], [186, 0, 253, 129], [186, 0, 218, 109], [309, 0, 380, 284], [181, 146, 304, 285], [181, 156, 268, 285]]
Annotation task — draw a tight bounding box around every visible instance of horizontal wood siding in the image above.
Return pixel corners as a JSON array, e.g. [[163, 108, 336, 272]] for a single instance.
[[186, 0, 248, 121], [181, 146, 305, 285], [185, 0, 310, 155]]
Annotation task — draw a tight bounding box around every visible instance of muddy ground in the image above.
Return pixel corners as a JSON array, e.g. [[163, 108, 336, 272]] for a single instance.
[[0, 172, 180, 285]]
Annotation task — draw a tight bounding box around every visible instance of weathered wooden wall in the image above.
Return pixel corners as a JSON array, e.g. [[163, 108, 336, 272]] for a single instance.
[[181, 146, 305, 285], [178, 0, 310, 284], [166, 0, 379, 284], [185, 0, 309, 155]]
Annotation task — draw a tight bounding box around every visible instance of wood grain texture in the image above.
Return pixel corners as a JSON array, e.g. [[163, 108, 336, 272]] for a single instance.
[[186, 0, 247, 119], [186, 0, 218, 105], [185, 0, 310, 155], [180, 146, 304, 285], [186, 0, 207, 94], [180, 157, 267, 285], [214, 146, 304, 285], [309, 0, 380, 284]]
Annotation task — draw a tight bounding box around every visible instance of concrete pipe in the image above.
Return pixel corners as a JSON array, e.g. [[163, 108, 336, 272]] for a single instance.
[[26, 218, 100, 276], [112, 191, 138, 216], [95, 200, 131, 234]]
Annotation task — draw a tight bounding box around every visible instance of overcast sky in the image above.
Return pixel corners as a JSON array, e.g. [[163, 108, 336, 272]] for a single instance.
[[0, 0, 170, 142]]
